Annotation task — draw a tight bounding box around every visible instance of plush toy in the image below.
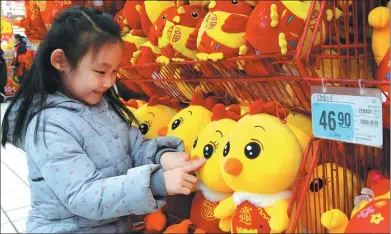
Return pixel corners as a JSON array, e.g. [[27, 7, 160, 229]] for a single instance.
[[161, 87, 216, 154], [321, 170, 390, 233], [196, 0, 255, 62], [18, 50, 35, 71], [313, 49, 348, 80], [164, 104, 241, 233], [246, 1, 310, 55], [130, 41, 167, 97], [143, 88, 216, 232], [214, 100, 302, 233], [132, 96, 179, 139], [131, 6, 178, 97], [285, 111, 314, 172], [154, 5, 206, 64], [114, 9, 127, 34], [369, 1, 390, 129], [121, 30, 148, 66], [189, 0, 210, 8], [152, 5, 206, 101], [122, 0, 144, 33], [139, 1, 178, 36], [299, 163, 361, 233]]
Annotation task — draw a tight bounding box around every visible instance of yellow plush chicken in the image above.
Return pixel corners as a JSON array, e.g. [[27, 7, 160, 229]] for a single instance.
[[196, 0, 255, 62], [164, 104, 241, 233], [155, 5, 207, 64], [286, 111, 314, 172], [298, 163, 361, 233], [160, 87, 216, 154], [214, 101, 302, 233], [132, 96, 179, 139]]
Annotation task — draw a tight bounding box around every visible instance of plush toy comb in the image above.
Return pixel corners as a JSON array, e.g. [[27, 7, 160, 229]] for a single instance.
[[249, 100, 289, 123], [120, 98, 139, 109], [212, 104, 242, 121], [190, 87, 216, 111], [147, 96, 179, 111]]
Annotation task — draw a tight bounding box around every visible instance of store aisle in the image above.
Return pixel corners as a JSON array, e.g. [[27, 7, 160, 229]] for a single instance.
[[1, 101, 29, 233]]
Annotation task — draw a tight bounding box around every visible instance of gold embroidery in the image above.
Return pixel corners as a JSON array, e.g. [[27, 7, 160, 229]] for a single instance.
[[239, 206, 253, 225], [30, 1, 46, 11], [258, 208, 270, 222], [201, 200, 216, 221], [375, 201, 387, 208], [237, 227, 258, 233]]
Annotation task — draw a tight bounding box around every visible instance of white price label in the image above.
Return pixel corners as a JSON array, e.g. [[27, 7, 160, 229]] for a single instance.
[[311, 86, 383, 148]]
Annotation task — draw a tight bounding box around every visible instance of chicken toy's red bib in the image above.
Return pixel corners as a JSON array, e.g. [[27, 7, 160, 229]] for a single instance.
[[231, 201, 271, 233], [345, 198, 390, 233], [189, 191, 225, 233]]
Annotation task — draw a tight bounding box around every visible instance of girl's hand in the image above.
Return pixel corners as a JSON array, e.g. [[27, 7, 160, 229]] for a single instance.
[[163, 158, 206, 195], [160, 151, 191, 171]]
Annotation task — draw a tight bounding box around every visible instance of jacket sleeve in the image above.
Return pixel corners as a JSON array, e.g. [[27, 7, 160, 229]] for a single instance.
[[128, 127, 185, 167], [25, 113, 168, 220]]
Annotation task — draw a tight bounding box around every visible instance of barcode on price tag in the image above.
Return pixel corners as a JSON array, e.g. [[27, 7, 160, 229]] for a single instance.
[[311, 86, 383, 148], [360, 119, 379, 127]]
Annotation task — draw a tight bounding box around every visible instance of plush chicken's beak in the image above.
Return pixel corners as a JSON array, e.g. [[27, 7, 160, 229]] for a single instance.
[[224, 158, 243, 176], [158, 126, 168, 136]]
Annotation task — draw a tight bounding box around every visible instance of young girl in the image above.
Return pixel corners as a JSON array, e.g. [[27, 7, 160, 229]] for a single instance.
[[1, 7, 205, 233]]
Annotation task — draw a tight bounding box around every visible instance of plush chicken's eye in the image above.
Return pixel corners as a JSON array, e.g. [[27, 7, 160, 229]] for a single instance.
[[138, 123, 149, 135], [191, 11, 199, 18], [203, 144, 214, 159], [231, 0, 239, 5], [309, 178, 325, 193], [244, 142, 261, 159], [171, 119, 181, 130], [162, 14, 168, 20], [223, 142, 230, 157]]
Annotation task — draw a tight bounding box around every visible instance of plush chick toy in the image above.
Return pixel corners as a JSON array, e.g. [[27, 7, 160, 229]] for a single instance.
[[143, 88, 216, 232], [286, 111, 314, 172], [299, 163, 361, 233], [155, 5, 207, 65], [161, 87, 216, 154], [214, 100, 302, 233], [121, 30, 148, 67], [196, 0, 256, 62], [165, 104, 241, 233], [321, 170, 390, 233], [132, 96, 179, 139]]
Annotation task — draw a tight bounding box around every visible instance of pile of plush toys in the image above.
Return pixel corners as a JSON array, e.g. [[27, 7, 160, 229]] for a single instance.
[[120, 88, 390, 234], [115, 0, 390, 127]]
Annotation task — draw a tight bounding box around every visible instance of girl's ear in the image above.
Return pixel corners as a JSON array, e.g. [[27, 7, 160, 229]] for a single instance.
[[50, 49, 68, 71]]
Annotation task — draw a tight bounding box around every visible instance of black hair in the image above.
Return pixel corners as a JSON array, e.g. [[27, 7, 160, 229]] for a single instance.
[[14, 34, 25, 42], [1, 6, 136, 147]]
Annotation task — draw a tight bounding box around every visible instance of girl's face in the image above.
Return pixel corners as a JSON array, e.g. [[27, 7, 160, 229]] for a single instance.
[[62, 42, 123, 105]]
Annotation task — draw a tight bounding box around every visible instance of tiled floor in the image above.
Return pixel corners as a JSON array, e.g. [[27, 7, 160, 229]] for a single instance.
[[1, 101, 30, 233]]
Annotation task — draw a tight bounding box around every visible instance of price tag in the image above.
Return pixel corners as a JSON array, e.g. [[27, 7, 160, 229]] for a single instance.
[[311, 86, 383, 148]]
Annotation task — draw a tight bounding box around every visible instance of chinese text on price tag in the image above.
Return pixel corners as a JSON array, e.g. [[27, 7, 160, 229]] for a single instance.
[[311, 86, 383, 148]]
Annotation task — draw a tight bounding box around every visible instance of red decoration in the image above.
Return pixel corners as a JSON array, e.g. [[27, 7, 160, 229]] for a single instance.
[[212, 104, 242, 121], [190, 87, 216, 111], [231, 201, 271, 233], [147, 96, 179, 110]]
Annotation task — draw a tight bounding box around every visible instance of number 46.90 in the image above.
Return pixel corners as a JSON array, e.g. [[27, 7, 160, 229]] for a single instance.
[[319, 111, 351, 131]]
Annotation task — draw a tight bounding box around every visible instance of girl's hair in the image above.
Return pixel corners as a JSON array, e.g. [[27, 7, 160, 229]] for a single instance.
[[1, 6, 136, 147]]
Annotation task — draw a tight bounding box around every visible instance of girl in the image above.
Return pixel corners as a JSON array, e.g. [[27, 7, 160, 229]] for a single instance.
[[1, 6, 205, 233]]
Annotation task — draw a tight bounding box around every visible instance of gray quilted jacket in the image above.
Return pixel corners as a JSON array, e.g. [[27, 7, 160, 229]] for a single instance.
[[6, 92, 184, 233]]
